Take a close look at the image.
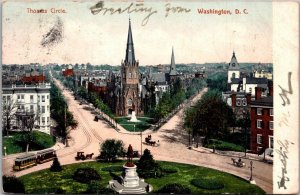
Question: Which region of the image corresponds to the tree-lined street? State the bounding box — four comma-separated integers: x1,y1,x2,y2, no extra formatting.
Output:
2,79,272,193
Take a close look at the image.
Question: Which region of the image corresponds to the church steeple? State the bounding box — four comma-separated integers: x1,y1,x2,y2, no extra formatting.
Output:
125,18,136,65
169,47,177,76
228,51,239,70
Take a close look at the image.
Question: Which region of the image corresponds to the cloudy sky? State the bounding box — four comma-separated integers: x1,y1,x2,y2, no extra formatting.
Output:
2,0,272,65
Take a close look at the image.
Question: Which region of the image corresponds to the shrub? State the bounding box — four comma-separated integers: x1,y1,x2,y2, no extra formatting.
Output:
73,168,101,183
161,165,178,174
156,183,191,194
191,178,224,190
86,181,115,194
205,139,244,152
3,175,25,193
50,157,62,172
101,166,123,172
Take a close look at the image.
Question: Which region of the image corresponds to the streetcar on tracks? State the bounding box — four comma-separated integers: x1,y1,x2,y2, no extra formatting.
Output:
13,149,57,171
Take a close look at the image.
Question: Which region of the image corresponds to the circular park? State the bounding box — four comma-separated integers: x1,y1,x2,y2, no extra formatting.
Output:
18,160,265,194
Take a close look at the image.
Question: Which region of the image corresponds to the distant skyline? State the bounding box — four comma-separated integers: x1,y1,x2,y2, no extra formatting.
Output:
3,1,272,65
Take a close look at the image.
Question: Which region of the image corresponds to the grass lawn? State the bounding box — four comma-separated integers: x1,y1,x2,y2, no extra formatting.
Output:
116,117,154,132
204,139,245,152
19,161,265,194
3,131,56,155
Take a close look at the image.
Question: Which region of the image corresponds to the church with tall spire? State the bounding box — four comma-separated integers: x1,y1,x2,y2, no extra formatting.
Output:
116,18,141,116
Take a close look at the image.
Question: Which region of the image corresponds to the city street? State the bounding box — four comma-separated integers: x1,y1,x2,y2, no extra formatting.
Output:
2,80,272,193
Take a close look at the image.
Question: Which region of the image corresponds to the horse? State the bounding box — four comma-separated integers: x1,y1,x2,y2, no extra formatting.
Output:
85,153,94,159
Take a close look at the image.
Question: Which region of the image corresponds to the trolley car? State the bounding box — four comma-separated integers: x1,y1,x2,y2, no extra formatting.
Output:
13,153,37,171
36,149,57,163
13,149,57,171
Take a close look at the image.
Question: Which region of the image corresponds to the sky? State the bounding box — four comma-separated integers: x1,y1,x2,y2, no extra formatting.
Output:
2,1,273,65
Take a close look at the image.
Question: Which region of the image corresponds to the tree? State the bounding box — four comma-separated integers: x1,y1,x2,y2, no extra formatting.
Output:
184,90,235,141
137,149,160,178
99,139,125,161
2,99,17,136
2,175,25,193
50,157,62,172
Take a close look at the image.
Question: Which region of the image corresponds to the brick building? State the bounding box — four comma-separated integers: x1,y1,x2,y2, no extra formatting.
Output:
250,87,273,153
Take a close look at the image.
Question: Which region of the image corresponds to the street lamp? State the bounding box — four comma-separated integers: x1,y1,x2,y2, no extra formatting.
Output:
4,146,7,156
243,110,248,157
248,160,256,184
140,131,143,157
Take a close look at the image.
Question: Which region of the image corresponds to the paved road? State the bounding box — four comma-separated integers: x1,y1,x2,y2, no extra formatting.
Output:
2,80,272,193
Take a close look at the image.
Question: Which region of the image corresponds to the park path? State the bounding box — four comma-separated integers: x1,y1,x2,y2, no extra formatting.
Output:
2,80,272,193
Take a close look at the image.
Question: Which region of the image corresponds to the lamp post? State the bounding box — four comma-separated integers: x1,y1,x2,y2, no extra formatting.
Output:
249,160,255,184
140,131,143,156
4,146,7,156
243,110,248,157
65,102,69,147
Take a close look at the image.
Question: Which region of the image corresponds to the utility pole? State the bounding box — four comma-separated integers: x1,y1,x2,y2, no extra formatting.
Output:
140,131,143,157
65,103,69,147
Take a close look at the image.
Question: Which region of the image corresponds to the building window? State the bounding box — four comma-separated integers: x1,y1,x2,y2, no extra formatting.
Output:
127,98,132,106
249,88,252,93
257,120,263,129
269,121,273,130
242,98,247,106
18,95,20,99
30,95,34,103
30,105,34,112
270,109,273,116
38,95,40,102
269,136,274,149
42,95,45,102
7,96,10,102
232,72,236,79
257,108,262,115
3,96,6,104
47,105,50,112
47,117,50,124
21,95,24,99
257,134,263,144
42,106,45,114
42,117,45,126
236,98,241,106
47,95,49,100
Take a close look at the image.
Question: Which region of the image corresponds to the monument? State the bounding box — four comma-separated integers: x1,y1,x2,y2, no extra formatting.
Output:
109,144,152,194
129,111,140,122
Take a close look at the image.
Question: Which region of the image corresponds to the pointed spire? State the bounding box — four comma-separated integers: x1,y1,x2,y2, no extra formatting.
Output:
228,50,239,70
125,18,136,65
169,47,177,76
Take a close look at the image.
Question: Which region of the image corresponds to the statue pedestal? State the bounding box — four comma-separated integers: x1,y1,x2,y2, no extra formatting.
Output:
109,163,152,194
129,111,140,122
122,165,139,187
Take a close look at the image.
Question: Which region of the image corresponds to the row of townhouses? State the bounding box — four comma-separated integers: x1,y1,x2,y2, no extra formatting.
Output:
2,65,51,134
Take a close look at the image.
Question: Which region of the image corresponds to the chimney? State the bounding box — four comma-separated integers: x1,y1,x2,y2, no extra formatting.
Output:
255,87,262,100
246,93,251,104
231,93,237,107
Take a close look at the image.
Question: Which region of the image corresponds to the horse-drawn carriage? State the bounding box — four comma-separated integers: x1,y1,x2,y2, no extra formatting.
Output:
75,152,94,161
145,135,159,146
231,158,245,167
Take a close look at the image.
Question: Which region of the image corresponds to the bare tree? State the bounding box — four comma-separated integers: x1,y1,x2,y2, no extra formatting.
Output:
2,99,17,136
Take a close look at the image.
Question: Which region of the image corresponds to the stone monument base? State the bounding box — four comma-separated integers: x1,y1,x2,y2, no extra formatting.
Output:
109,164,152,194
